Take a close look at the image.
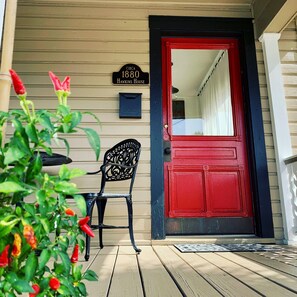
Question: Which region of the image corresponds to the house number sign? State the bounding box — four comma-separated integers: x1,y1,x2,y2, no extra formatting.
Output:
112,64,149,85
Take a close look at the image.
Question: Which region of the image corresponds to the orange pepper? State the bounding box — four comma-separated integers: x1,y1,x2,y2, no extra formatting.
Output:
11,233,21,258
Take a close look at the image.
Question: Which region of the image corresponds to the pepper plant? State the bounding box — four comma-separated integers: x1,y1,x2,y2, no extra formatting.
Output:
0,70,100,296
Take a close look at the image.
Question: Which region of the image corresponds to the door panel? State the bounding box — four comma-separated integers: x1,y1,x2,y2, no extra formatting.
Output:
169,167,206,217
162,37,254,235
208,169,243,214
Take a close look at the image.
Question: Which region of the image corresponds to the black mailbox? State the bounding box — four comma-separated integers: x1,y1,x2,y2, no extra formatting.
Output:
119,92,142,118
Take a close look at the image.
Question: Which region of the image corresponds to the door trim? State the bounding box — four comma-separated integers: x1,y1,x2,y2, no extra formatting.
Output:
149,16,274,239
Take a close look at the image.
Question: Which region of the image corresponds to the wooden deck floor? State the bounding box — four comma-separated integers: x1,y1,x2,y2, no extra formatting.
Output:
82,245,297,297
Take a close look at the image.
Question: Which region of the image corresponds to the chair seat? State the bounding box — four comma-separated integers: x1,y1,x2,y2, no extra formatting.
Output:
100,193,131,199
91,223,129,229
81,192,130,199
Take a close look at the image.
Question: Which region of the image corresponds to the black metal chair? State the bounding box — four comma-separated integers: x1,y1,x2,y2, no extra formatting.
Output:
82,139,141,261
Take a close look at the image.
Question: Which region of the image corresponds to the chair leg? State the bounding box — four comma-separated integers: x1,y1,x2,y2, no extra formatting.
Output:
96,198,107,249
84,197,96,261
126,197,141,253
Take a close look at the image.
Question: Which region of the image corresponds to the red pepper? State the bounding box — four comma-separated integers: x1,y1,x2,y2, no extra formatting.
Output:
23,225,37,250
49,277,60,291
78,216,95,238
78,216,90,226
65,208,75,216
71,244,79,263
61,76,71,93
49,71,63,91
0,245,10,267
9,69,26,96
29,284,40,297
49,72,71,93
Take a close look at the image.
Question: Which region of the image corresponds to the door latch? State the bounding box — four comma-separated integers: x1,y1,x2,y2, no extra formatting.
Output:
163,140,171,162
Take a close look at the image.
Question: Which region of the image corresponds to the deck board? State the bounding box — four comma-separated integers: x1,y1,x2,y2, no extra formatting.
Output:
200,252,296,297
85,245,297,297
138,246,183,297
88,246,118,297
238,251,297,277
175,249,260,296
154,245,222,297
219,252,297,293
108,246,144,297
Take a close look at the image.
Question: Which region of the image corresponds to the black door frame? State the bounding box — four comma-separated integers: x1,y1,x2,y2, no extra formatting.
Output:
149,16,274,240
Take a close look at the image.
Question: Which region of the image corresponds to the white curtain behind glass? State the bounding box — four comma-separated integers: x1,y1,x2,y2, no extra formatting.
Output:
199,52,234,136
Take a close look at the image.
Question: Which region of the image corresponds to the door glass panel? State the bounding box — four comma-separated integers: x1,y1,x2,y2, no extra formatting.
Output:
171,49,234,136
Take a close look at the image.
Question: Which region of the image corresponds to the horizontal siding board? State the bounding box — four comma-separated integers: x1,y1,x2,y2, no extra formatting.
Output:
17,1,252,18
16,17,149,31
10,87,150,98
13,52,150,63
15,29,150,42
10,98,150,111
14,40,149,53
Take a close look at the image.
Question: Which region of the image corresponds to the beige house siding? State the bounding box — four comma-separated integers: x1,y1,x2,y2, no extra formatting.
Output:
9,1,280,244
281,18,297,154
279,18,297,243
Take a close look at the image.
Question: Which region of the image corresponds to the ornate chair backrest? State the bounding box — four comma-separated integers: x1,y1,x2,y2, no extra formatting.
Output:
99,139,141,194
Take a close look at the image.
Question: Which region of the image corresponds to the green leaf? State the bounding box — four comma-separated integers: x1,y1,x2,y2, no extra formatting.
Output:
59,164,70,180
4,145,26,165
0,216,20,237
59,165,86,181
0,181,26,193
54,181,78,195
72,263,82,281
38,249,51,270
77,238,85,250
62,123,70,133
55,137,70,157
25,252,38,282
6,271,18,284
81,127,100,161
39,112,54,131
15,206,23,217
69,168,86,180
40,217,51,234
23,203,36,216
39,129,51,144
83,269,98,281
11,118,24,133
36,189,46,203
78,282,87,295
59,251,71,274
13,280,34,294
83,111,101,126
53,262,65,274
73,194,87,217
70,111,82,130
26,154,42,181
25,123,38,143
13,130,31,154
57,104,70,116
57,285,71,296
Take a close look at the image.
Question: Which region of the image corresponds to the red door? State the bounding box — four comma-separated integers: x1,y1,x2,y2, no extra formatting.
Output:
162,38,254,235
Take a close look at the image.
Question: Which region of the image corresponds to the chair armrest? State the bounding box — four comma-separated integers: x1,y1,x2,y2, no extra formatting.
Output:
86,168,102,175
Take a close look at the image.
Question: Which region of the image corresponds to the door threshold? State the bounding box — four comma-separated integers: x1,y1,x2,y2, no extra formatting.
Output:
152,235,276,245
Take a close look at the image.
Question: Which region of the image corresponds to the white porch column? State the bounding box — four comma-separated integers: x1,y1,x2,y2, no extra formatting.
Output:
259,33,297,244
0,0,6,49
0,0,18,112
